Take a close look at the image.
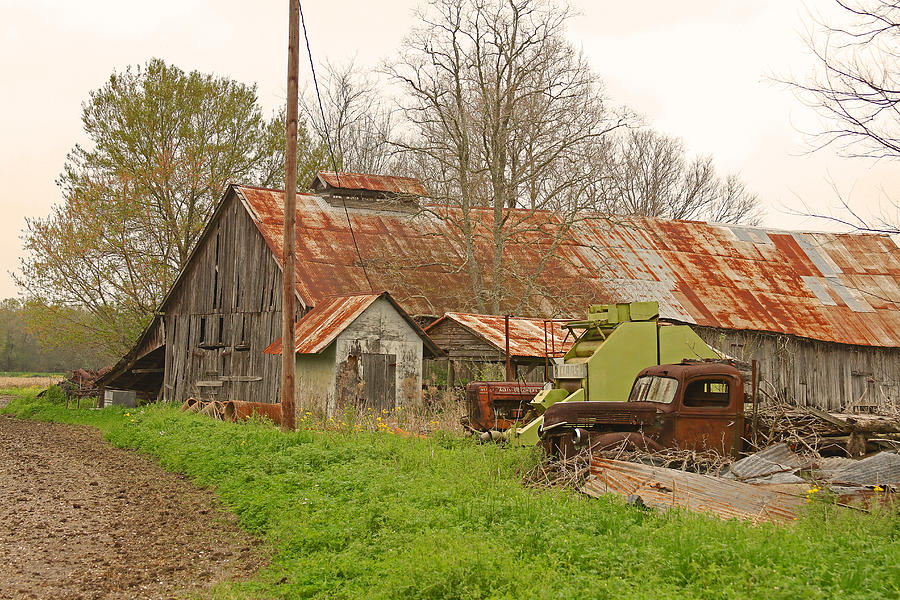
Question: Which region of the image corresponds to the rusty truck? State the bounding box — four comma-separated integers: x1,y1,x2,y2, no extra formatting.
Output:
540,360,747,459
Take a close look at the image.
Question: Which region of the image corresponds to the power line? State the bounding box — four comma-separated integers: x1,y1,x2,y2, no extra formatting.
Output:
298,1,375,294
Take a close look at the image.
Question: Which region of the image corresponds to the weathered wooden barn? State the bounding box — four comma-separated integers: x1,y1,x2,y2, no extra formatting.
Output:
425,313,574,384
96,173,431,406
99,171,900,412
263,292,441,416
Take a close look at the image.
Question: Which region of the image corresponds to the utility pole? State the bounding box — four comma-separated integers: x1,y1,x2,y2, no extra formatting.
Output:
281,0,299,431
505,315,514,381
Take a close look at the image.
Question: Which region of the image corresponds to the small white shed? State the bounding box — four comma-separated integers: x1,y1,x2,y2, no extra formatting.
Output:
265,292,442,417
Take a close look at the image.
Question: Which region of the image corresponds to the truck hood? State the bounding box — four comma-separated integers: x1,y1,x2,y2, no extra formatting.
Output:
541,401,659,431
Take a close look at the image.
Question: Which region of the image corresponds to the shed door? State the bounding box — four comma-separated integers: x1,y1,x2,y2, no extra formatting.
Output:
362,353,396,412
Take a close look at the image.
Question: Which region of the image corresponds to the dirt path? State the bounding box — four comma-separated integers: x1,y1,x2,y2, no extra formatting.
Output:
0,415,265,599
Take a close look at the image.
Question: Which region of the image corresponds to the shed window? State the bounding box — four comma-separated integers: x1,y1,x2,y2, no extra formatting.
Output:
683,379,730,407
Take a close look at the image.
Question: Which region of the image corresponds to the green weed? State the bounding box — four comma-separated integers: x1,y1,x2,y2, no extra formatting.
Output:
3,393,898,600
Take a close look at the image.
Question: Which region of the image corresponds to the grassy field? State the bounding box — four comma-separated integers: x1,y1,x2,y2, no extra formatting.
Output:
2,391,898,600
0,371,64,378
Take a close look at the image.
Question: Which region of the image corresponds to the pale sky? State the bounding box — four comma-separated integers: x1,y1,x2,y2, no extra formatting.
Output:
1,0,897,299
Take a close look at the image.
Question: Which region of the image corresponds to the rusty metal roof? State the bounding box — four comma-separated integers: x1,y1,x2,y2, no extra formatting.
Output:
234,184,900,349
264,294,379,355
427,313,575,358
312,171,427,196
572,216,900,348
263,292,442,356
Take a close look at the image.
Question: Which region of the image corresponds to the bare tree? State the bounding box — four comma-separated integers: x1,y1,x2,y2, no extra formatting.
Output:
387,0,626,314
786,0,900,159
302,61,397,175
603,128,762,225
779,1,899,233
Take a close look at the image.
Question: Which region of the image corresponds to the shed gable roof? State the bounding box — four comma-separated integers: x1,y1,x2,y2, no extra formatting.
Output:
263,292,442,356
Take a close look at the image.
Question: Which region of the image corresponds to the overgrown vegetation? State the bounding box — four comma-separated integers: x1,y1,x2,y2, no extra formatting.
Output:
3,392,898,599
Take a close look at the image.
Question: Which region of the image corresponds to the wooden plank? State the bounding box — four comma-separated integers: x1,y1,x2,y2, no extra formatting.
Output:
218,375,263,382
195,380,224,387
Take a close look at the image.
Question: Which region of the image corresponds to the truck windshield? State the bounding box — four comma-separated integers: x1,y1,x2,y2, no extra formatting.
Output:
629,376,678,404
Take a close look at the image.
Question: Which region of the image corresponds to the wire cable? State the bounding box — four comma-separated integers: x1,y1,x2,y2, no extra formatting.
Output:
298,1,375,293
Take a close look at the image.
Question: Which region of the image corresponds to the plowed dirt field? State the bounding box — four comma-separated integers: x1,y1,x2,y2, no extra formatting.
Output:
0,415,265,599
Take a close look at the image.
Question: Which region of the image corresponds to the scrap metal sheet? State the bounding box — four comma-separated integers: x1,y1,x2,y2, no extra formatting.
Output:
583,457,805,523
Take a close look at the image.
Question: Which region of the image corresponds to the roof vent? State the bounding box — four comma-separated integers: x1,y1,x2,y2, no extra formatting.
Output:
310,171,426,212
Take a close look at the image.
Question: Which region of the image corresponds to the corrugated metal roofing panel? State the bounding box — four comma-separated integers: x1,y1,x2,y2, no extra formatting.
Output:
801,276,838,306
235,184,900,349
583,457,804,523
263,291,443,357
830,451,900,485
264,294,379,355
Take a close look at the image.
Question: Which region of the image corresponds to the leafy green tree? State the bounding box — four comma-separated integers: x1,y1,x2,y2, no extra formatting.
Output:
0,299,105,372
19,59,325,356
0,299,29,372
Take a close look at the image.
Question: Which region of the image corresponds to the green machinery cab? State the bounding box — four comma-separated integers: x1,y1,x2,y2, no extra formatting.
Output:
508,301,718,445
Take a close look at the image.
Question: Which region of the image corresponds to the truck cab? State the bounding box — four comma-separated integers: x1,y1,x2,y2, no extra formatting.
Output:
540,361,745,459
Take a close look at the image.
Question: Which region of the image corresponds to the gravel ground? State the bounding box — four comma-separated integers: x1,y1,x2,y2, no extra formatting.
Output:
0,415,265,599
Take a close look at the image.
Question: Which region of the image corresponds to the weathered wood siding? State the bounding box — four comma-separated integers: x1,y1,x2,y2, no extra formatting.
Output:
160,191,294,405
132,318,166,362
695,326,900,411
425,319,547,384
427,320,505,361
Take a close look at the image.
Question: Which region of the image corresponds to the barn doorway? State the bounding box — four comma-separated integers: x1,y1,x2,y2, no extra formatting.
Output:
361,353,397,412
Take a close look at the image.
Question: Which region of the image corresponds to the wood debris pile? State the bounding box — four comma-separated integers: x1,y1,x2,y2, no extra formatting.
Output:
527,397,900,522
753,400,900,457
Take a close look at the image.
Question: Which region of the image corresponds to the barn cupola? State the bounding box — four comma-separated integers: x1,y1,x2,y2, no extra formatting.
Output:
310,171,427,212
